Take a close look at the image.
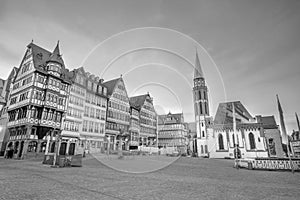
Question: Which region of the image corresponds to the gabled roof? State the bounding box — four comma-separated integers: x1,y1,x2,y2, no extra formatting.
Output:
103,77,121,96
214,101,253,124
24,42,71,83
129,94,149,110
27,42,52,72
194,50,204,79
158,112,184,125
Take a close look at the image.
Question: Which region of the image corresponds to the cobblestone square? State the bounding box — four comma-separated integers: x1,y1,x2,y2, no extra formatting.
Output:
1,156,300,200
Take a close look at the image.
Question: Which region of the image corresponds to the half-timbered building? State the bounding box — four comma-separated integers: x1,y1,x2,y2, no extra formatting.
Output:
4,42,71,159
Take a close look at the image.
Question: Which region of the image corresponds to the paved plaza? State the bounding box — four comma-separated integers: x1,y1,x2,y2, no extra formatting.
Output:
0,155,300,200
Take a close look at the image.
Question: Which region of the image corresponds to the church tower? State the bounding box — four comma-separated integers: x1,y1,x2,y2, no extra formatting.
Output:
193,51,210,157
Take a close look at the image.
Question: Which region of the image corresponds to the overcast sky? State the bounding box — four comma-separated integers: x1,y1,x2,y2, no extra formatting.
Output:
1,0,299,134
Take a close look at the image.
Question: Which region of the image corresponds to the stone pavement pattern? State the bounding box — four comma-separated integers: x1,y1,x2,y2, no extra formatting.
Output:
0,156,300,200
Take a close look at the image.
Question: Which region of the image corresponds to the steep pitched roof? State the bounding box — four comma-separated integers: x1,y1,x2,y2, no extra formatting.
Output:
103,77,121,96
27,42,52,72
47,41,65,66
194,50,204,79
24,42,72,83
158,112,184,125
129,94,149,110
214,101,253,124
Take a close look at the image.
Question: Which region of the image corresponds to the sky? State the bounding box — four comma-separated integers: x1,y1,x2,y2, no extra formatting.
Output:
0,0,300,134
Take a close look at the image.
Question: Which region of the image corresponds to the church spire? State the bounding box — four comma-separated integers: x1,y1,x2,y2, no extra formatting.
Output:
194,50,204,79
48,41,63,65
53,40,60,56
277,95,288,145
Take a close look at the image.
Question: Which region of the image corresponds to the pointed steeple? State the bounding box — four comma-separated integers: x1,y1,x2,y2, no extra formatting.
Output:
48,41,64,66
53,40,60,56
277,95,288,145
296,112,300,132
194,50,204,79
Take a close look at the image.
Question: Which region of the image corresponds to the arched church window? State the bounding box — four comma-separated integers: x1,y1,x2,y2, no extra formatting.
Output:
218,134,224,150
205,102,208,114
199,102,203,114
203,91,206,100
202,131,205,137
249,132,256,150
199,91,202,100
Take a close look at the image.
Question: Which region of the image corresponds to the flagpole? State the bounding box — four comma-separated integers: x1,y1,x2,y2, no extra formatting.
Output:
232,103,239,169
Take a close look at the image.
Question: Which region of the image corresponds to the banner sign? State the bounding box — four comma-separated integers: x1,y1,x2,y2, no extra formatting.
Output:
251,159,300,170
237,158,300,171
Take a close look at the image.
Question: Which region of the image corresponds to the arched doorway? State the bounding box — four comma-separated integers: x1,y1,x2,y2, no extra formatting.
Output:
68,143,75,155
28,141,37,152
6,142,13,159
19,141,24,158
40,142,47,153
59,142,67,155
14,141,19,155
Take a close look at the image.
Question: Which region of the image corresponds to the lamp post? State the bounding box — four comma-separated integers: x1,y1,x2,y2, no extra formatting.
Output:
118,129,123,158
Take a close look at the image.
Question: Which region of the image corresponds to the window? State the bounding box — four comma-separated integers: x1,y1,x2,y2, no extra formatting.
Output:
218,134,224,150
96,109,100,119
249,132,256,150
90,108,95,118
37,74,45,83
19,91,29,102
83,120,88,132
199,102,203,114
84,106,89,117
89,121,94,132
21,61,32,74
94,122,99,133
10,97,17,105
